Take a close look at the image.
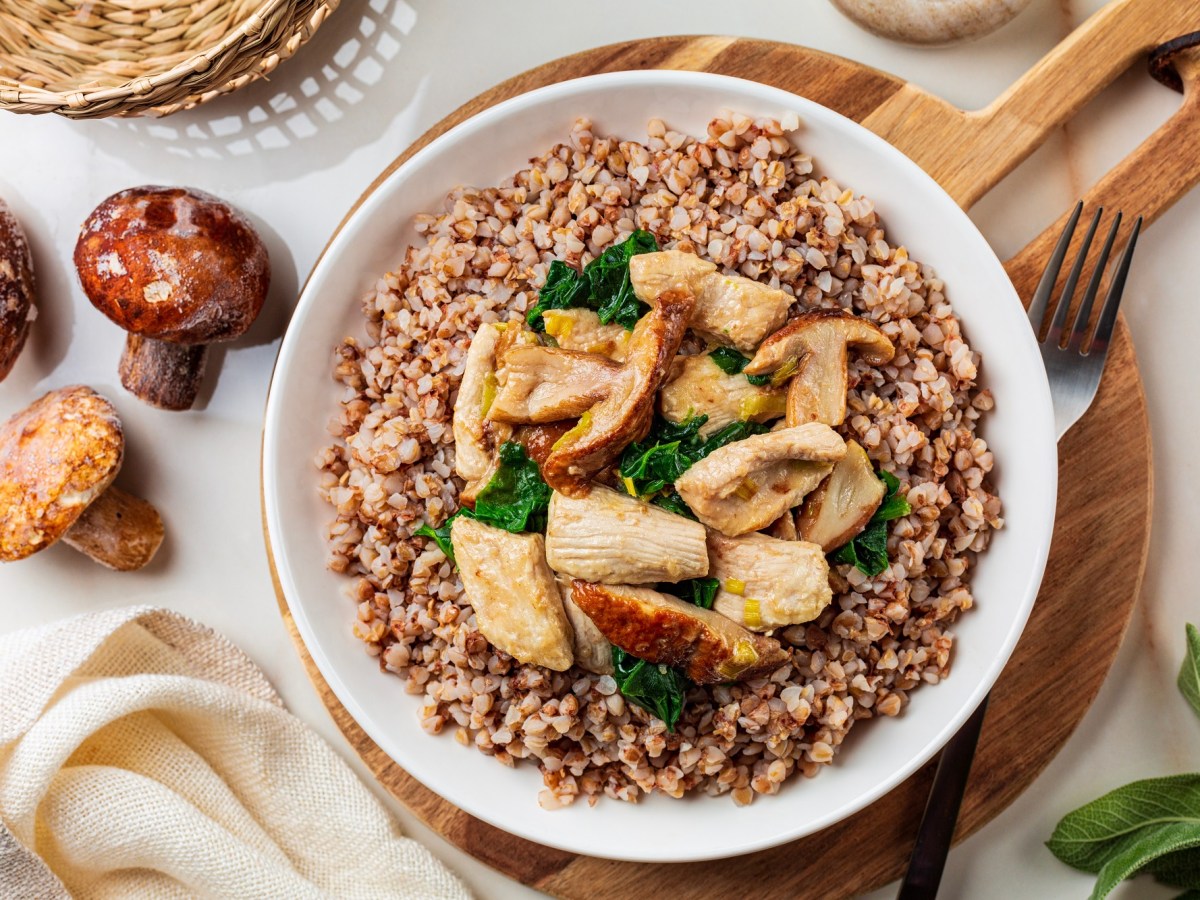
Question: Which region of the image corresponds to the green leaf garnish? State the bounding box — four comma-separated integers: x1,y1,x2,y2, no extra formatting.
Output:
611,646,690,731
830,469,910,577
526,230,658,331
1046,774,1200,899
1181,623,1200,721
412,442,550,565
707,346,771,386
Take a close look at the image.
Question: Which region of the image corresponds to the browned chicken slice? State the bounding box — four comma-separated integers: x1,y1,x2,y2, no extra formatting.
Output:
542,289,694,496
488,345,621,423
544,485,709,584
707,530,832,631
674,423,846,535
451,517,574,671
453,323,512,499
571,581,789,684
556,575,613,675
541,308,631,362
659,354,787,437
744,309,895,427
629,249,793,352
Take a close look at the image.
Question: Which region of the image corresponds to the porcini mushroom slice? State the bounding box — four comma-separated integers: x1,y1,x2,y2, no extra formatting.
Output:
659,354,787,437
707,531,832,632
674,423,846,536
797,439,886,552
451,517,574,671
453,323,512,487
542,288,694,496
488,345,622,423
629,249,793,352
0,197,36,383
0,386,163,570
556,576,614,675
745,308,895,427
570,581,788,684
541,308,631,362
75,186,270,411
545,486,708,584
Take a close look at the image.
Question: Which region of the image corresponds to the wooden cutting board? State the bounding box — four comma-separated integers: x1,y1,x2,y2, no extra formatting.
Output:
270,2,1200,895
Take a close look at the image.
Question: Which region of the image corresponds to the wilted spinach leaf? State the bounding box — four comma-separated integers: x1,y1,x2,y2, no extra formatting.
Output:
526,231,658,331
830,469,911,577
611,646,690,731
472,441,552,533
663,577,720,610
413,442,551,565
708,346,770,386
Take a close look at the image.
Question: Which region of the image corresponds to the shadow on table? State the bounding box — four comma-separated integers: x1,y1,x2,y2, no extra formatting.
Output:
85,0,422,187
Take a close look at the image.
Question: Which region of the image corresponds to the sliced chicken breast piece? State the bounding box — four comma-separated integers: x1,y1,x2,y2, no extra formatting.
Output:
629,249,793,352
570,581,789,684
556,575,613,675
707,530,832,631
674,423,846,535
542,289,693,496
453,323,512,488
659,354,787,437
451,517,574,671
545,486,709,584
488,345,621,423
542,308,631,362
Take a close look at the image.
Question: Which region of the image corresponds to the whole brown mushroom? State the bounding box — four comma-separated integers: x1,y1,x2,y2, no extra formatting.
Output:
0,197,36,382
74,186,270,410
0,386,164,570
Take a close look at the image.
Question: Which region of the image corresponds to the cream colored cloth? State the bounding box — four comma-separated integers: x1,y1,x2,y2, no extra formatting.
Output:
0,606,471,900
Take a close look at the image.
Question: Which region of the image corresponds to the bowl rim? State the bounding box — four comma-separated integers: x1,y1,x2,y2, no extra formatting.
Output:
263,68,1058,861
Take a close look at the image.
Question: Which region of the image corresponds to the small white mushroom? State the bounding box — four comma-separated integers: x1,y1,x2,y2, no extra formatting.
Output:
745,309,895,427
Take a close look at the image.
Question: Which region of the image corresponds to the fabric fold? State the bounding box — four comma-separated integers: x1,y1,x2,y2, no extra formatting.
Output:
0,606,471,900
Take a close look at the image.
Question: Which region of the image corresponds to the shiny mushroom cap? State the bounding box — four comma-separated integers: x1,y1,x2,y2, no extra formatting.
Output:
74,186,270,345
745,308,895,426
0,386,123,561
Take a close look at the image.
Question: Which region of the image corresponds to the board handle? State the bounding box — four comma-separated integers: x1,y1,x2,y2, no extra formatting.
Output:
869,0,1200,209
1005,42,1200,296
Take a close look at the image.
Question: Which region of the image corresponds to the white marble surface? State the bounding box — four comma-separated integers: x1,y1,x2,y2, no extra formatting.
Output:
0,1,1195,897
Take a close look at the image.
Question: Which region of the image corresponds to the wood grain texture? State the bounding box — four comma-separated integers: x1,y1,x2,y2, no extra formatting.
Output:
268,14,1195,897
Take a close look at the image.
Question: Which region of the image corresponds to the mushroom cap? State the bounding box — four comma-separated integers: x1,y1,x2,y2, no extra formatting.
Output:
745,308,895,374
74,186,270,345
0,386,124,561
0,196,36,381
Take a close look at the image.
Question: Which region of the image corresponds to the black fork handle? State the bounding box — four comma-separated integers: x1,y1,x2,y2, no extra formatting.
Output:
895,696,990,900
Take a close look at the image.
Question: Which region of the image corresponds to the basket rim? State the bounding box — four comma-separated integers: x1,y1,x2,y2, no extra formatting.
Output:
0,0,317,113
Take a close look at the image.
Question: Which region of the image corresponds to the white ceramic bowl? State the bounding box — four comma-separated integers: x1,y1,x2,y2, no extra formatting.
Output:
262,70,1057,862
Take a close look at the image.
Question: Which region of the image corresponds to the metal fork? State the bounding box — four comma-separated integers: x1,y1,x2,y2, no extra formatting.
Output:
896,202,1142,900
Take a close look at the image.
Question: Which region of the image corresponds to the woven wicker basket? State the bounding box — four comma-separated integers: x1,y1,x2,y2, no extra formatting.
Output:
0,0,339,119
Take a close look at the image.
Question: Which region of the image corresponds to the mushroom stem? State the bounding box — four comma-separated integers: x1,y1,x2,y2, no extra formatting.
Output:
118,334,208,411
62,485,165,571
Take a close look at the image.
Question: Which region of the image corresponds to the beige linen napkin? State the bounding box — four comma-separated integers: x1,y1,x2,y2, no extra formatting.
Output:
0,605,471,900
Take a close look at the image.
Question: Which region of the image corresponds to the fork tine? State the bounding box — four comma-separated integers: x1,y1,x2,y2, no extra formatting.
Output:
1087,216,1142,358
1067,212,1122,353
1044,206,1103,349
1028,201,1082,333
